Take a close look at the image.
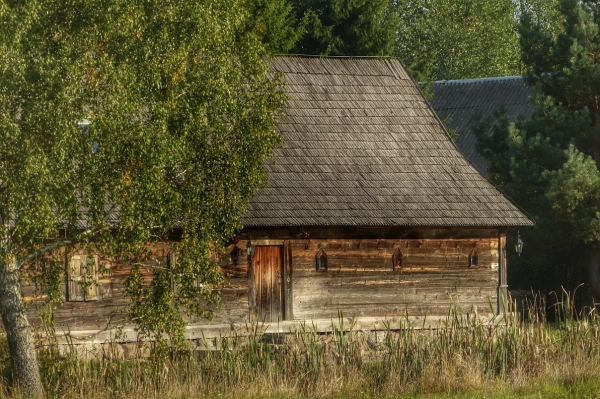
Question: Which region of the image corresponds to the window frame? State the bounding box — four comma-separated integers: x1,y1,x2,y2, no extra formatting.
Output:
67,253,100,302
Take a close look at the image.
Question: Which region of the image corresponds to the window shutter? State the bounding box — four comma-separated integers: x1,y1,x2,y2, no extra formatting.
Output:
68,255,85,301
169,252,202,290
85,255,99,301
67,254,100,301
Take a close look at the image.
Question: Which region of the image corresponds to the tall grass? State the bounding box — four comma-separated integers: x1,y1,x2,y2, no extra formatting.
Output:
2,294,600,398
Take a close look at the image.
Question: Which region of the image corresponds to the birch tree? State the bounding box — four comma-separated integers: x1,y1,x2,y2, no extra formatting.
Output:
0,0,285,396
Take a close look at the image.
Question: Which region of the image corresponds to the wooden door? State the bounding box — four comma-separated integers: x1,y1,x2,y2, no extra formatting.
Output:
254,246,284,322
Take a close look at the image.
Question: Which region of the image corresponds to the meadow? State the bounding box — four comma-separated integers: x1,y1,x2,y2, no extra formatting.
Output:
1,291,600,398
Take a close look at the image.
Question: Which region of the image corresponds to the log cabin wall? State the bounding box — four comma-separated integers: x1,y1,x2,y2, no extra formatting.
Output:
23,241,250,332
244,227,503,321
22,226,503,333
290,237,498,319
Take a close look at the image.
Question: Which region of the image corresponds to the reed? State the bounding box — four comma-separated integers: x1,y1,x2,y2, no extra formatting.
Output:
1,294,600,398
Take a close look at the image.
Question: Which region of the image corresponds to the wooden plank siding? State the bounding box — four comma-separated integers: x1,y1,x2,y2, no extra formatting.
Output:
23,242,250,331
288,237,499,320
21,227,502,335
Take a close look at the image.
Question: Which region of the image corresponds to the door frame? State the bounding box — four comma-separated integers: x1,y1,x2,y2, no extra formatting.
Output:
257,245,283,322
247,240,292,322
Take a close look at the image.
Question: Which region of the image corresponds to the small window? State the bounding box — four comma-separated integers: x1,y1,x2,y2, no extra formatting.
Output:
315,249,327,271
392,248,403,271
469,250,478,268
67,254,99,301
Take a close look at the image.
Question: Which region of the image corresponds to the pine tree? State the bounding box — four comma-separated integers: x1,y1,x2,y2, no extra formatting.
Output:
247,0,302,54
292,0,399,56
475,0,600,295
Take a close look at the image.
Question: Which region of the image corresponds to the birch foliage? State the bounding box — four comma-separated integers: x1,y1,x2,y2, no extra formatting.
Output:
0,0,284,392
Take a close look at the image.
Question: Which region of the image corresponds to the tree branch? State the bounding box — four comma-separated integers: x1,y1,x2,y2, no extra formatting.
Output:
17,227,108,266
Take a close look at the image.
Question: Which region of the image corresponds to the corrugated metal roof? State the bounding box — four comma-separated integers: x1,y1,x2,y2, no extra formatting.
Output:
430,76,534,174
243,57,533,227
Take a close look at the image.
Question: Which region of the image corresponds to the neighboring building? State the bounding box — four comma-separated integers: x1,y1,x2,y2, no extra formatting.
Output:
429,76,534,174
28,57,533,345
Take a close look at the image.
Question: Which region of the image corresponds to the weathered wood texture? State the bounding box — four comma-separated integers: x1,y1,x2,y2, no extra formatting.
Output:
286,235,499,319
253,246,283,322
498,232,508,312
23,227,501,335
247,226,501,241
24,242,250,331
54,315,499,347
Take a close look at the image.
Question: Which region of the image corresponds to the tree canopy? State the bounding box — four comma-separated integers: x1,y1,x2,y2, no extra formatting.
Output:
248,0,302,54
291,0,400,56
394,0,562,81
252,0,564,82
0,0,284,395
396,0,521,80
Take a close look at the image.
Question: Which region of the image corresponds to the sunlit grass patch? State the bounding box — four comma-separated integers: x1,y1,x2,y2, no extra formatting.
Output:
2,292,600,398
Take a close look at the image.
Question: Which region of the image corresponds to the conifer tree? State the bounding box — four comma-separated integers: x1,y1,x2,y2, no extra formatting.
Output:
248,0,302,54
292,0,399,56
475,0,600,295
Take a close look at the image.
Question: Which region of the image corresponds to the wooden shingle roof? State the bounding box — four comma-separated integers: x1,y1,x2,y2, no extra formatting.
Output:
430,76,534,174
244,57,533,227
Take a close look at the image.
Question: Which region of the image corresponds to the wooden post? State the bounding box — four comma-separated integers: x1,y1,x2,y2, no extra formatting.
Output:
284,240,293,320
498,232,508,314
247,252,257,323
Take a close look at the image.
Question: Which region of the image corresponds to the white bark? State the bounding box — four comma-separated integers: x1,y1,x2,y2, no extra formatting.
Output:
0,255,44,398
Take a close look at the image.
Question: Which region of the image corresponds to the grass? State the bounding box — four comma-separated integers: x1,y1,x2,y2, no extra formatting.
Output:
1,292,600,398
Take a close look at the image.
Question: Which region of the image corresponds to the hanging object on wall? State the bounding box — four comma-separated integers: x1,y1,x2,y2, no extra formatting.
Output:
246,241,255,261
515,231,524,256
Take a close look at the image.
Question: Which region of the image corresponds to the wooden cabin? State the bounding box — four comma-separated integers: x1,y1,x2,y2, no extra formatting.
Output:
27,57,533,345
233,58,533,325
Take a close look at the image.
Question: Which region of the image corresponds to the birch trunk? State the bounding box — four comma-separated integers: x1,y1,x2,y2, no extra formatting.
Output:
0,255,44,398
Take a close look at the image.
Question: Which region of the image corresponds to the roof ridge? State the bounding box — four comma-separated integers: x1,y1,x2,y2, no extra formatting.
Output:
273,54,400,60
430,76,526,85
